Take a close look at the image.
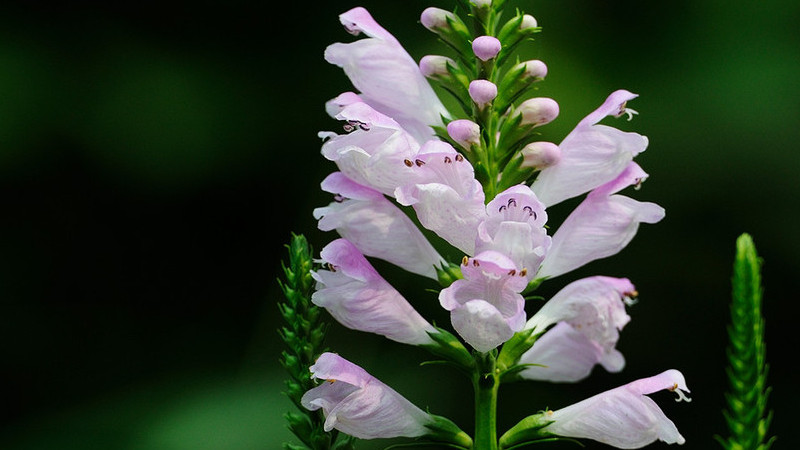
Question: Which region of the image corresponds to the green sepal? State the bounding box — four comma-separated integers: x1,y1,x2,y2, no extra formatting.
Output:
429,11,476,71
496,327,542,374
496,151,536,191
422,414,474,449
497,413,554,449
436,261,464,288
493,60,542,115
496,11,541,67
420,327,476,374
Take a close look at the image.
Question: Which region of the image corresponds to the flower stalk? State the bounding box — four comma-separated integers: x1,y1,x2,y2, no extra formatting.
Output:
473,352,500,450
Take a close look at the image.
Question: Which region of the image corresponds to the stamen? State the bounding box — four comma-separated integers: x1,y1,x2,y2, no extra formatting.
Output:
444,156,452,163
415,159,425,167
669,384,692,403
327,263,337,272
498,205,507,212
333,194,345,203
462,255,469,266
508,269,516,276
404,159,414,167
358,122,371,131
342,123,355,132
455,154,464,162
507,198,517,208
519,268,528,277
472,259,480,267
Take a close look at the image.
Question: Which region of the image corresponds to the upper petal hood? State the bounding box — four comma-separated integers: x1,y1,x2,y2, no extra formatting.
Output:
326,7,448,143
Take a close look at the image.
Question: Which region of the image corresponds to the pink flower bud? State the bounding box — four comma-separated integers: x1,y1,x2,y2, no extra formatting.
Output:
447,119,481,149
516,97,559,126
469,79,498,106
472,36,502,61
471,0,492,7
519,59,548,80
520,14,538,29
419,55,455,78
521,142,561,168
421,7,454,31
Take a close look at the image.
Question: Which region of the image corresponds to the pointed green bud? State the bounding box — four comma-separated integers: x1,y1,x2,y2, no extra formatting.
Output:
499,412,554,449
421,326,476,373
496,327,540,374
424,414,474,449
436,260,464,287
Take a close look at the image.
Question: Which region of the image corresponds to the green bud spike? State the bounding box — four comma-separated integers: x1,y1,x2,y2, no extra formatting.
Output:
715,233,776,450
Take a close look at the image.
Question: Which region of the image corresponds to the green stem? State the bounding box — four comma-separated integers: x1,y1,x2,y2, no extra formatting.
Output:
473,353,499,450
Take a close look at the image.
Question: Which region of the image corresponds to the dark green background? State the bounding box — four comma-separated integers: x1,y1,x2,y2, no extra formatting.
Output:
1,0,797,448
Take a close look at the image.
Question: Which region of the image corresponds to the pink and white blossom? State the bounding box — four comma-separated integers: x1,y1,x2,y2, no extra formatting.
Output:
320,101,421,197
544,369,690,448
314,172,444,279
537,162,665,279
312,239,437,345
395,141,487,255
301,352,433,439
326,7,448,143
532,89,648,207
439,251,528,352
475,184,550,279
519,276,636,382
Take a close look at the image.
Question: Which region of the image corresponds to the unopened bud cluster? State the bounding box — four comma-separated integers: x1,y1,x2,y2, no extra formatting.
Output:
419,3,559,195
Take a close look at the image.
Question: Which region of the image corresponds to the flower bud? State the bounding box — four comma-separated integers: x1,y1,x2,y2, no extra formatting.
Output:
470,0,492,7
521,142,561,169
421,7,454,31
419,55,456,78
447,119,481,149
520,14,538,29
519,59,547,80
516,97,559,126
472,36,502,61
469,79,498,106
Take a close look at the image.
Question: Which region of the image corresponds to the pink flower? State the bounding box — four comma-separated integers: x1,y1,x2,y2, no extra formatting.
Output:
301,353,434,439
475,184,550,279
544,369,690,448
532,89,648,207
519,276,636,382
537,162,665,279
439,251,528,352
395,140,487,255
313,172,444,279
326,7,448,143
312,239,437,345
320,101,421,197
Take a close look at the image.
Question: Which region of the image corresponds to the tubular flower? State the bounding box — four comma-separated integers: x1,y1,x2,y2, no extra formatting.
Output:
537,162,665,279
475,184,550,279
532,89,648,207
439,251,528,352
395,140,487,255
543,369,690,448
519,276,637,382
320,101,421,197
301,352,434,439
312,238,437,345
313,172,444,279
325,7,449,143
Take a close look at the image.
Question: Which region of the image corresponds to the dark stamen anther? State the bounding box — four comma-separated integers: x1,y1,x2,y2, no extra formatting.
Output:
508,269,516,276
404,159,414,167
415,159,425,167
455,154,464,161
462,255,469,266
508,198,517,208
444,156,452,163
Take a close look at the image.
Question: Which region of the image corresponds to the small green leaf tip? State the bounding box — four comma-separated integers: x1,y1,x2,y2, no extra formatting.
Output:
715,233,776,450
279,233,357,450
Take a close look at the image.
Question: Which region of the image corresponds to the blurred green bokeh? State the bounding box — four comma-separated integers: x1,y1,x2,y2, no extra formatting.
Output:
1,1,798,449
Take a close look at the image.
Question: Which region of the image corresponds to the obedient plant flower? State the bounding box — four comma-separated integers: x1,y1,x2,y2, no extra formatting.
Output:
532,89,649,207
543,369,690,447
314,172,444,279
515,97,560,127
312,238,437,346
447,119,482,151
518,276,636,382
475,184,550,279
469,79,498,107
320,101,420,197
326,7,448,143
472,35,502,61
301,352,434,439
520,141,561,169
439,251,528,352
395,140,486,255
537,162,665,279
